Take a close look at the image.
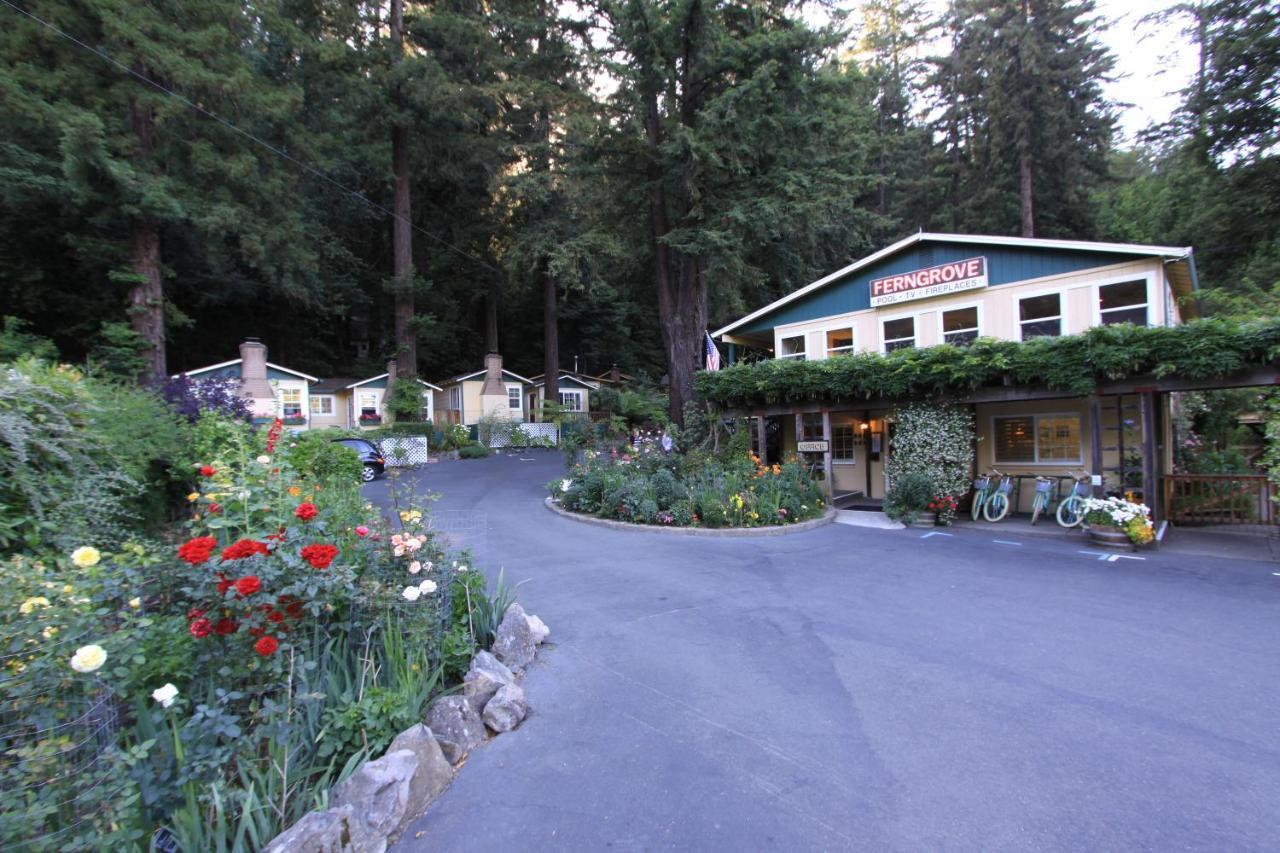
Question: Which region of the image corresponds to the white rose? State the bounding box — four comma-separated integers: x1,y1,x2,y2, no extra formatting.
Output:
418,579,438,595
69,644,107,674
401,585,421,601
152,683,179,708
256,455,271,465
408,560,422,574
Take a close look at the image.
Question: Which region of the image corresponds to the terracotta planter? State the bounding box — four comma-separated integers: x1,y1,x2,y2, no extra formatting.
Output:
1087,524,1134,551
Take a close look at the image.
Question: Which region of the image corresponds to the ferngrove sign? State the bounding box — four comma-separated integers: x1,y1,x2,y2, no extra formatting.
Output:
869,257,988,307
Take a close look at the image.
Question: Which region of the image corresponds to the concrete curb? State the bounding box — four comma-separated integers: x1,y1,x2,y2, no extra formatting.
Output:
545,497,836,537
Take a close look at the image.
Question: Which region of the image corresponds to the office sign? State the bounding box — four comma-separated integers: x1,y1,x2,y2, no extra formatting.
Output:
797,440,829,453
870,257,988,307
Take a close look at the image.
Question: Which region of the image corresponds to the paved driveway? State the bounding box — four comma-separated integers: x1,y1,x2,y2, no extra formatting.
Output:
371,453,1280,852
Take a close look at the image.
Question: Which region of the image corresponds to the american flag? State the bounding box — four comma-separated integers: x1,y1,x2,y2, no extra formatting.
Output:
704,331,721,371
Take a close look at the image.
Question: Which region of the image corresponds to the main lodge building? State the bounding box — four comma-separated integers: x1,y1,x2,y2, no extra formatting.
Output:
712,232,1212,520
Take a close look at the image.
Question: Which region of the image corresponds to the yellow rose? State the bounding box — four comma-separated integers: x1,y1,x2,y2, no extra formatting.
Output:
19,596,50,615
70,546,101,568
69,644,107,674
128,597,141,609
42,626,58,640
187,492,200,502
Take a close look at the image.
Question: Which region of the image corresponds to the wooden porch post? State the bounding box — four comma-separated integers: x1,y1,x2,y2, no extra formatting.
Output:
1089,397,1104,497
755,412,767,465
1141,390,1161,521
821,409,834,502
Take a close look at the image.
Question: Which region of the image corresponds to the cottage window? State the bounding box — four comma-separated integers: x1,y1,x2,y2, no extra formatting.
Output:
359,392,379,418
279,388,303,418
825,328,854,357
831,424,856,463
994,414,1081,464
1019,294,1061,339
779,335,807,360
310,395,335,416
942,307,980,345
449,386,462,410
558,390,583,412
1099,280,1148,326
883,317,915,352
801,413,823,441
507,385,522,410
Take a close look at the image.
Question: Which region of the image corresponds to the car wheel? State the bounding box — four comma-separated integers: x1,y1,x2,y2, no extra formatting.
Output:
361,465,378,483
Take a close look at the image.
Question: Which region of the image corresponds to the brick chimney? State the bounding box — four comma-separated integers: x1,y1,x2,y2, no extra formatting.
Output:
610,363,621,383
238,338,276,417
480,352,505,396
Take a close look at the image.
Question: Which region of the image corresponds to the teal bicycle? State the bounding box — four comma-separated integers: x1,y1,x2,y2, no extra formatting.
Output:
981,471,1016,522
1029,476,1056,525
970,468,1004,521
1055,469,1093,527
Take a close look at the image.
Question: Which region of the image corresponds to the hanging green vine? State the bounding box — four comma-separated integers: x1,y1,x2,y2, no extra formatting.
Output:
696,318,1280,407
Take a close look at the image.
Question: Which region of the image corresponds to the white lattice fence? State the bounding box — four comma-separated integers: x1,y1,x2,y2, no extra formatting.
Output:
484,422,558,448
378,436,431,467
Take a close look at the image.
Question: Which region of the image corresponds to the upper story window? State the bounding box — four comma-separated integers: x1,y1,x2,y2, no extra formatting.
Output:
779,335,807,360
825,328,854,358
1019,293,1061,339
507,385,522,410
1099,280,1148,326
279,387,303,418
942,306,980,345
310,395,335,416
883,317,915,352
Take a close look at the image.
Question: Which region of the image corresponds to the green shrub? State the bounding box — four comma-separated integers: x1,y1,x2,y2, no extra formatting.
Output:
385,379,429,422
885,471,936,523
283,430,364,481
459,444,490,459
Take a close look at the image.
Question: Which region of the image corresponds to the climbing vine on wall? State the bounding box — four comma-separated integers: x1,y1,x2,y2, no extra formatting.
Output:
885,404,976,523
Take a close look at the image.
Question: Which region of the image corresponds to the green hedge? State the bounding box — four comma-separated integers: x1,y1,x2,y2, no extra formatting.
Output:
696,319,1280,406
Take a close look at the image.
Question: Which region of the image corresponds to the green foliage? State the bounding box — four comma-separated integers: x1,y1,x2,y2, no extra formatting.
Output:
87,322,151,382
883,404,976,526
458,444,491,459
282,431,363,482
884,471,936,523
385,379,428,422
592,386,670,430
0,316,57,361
696,319,1280,407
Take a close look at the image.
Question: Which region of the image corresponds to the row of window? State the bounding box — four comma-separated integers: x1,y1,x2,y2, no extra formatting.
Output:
778,280,1150,359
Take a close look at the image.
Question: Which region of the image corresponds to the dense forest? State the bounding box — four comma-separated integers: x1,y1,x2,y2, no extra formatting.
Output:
1,0,1277,421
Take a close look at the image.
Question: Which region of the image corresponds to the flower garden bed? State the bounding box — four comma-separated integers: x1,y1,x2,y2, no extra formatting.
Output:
547,442,827,530
545,497,836,536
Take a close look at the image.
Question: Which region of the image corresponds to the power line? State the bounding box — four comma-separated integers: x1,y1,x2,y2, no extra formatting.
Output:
0,0,501,276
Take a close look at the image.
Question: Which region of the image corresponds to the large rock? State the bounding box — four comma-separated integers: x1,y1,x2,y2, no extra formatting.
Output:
482,683,528,733
526,613,550,645
424,695,487,763
492,602,537,671
263,804,382,853
330,749,423,840
463,650,516,712
388,724,454,805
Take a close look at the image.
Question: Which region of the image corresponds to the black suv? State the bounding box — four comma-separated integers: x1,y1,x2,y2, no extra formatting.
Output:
333,437,386,482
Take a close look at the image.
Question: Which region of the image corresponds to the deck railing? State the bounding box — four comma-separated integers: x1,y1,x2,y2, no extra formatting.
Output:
1163,474,1275,526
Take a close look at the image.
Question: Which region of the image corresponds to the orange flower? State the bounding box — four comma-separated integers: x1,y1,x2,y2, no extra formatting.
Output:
287,486,301,497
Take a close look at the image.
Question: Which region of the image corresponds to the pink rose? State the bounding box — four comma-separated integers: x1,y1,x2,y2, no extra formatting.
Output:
355,525,369,537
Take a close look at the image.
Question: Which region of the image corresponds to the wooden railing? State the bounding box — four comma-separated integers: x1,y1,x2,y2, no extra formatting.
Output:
1163,474,1275,526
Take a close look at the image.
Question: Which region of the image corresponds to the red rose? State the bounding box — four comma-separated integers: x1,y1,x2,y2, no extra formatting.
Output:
254,635,279,656
214,618,238,635
216,573,234,595
178,536,218,566
300,543,339,570
208,502,221,514
294,502,318,522
189,617,213,638
279,596,305,619
199,465,216,477
267,610,284,624
187,607,205,620
221,539,270,561
235,575,262,597
248,626,265,638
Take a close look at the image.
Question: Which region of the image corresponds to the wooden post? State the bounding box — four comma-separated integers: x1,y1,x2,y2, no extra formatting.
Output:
864,410,872,498
1141,390,1161,521
755,413,767,465
821,409,834,502
1089,397,1104,497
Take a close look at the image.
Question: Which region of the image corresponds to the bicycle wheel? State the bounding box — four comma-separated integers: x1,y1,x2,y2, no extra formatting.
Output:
1056,496,1083,528
971,492,985,521
983,491,1010,522
1030,495,1044,525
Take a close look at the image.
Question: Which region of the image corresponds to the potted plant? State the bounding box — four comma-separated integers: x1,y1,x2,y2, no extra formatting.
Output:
926,494,958,526
885,472,936,527
1082,496,1153,550
359,412,383,426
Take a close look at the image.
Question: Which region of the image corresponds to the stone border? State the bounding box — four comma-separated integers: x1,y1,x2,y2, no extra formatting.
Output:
545,497,836,537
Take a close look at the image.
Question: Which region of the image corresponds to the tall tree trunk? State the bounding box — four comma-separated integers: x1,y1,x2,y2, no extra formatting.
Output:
128,77,165,380
390,0,416,378
542,260,558,422
1019,149,1034,237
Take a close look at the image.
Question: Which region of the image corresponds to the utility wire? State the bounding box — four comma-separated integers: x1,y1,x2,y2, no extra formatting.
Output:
0,0,501,276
